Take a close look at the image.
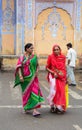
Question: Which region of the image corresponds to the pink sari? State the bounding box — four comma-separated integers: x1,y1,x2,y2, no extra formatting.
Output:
14,54,44,111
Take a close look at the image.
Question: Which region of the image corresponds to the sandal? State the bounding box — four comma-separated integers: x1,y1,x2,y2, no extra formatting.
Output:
24,110,30,114
33,111,41,117
56,108,64,114
50,106,55,113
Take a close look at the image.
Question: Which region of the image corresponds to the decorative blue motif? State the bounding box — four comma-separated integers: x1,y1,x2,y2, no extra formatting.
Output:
0,0,2,51
2,0,15,31
17,0,25,23
17,0,25,53
27,0,33,29
41,8,67,40
76,0,82,31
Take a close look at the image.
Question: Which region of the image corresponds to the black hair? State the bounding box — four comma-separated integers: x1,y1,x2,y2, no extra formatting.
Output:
25,43,33,51
66,43,72,48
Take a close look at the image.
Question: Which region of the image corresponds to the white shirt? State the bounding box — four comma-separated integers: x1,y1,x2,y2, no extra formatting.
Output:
66,48,77,67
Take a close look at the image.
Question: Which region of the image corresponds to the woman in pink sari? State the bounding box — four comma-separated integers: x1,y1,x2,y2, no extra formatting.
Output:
46,44,67,114
14,43,44,117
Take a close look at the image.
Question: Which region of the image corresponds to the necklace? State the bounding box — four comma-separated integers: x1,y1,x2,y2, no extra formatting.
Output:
26,54,32,59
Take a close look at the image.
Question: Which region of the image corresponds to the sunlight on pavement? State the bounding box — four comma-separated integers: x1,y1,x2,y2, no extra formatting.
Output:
73,124,82,130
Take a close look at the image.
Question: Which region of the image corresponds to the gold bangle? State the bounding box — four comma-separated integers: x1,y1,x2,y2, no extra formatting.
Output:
19,75,22,78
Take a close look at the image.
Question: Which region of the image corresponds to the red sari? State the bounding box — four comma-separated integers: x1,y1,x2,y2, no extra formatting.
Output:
46,45,67,111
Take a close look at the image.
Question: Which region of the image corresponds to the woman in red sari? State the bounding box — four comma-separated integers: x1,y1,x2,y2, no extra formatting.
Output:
46,44,67,114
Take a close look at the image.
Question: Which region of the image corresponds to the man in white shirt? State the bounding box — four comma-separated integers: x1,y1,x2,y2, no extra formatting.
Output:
66,43,77,86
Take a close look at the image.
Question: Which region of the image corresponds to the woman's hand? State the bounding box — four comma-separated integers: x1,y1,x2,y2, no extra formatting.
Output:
46,67,58,78
53,72,58,78
19,75,24,82
18,68,24,82
35,70,38,76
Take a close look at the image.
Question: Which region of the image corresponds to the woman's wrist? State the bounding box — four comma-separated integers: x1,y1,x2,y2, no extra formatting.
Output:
51,71,54,74
19,75,23,78
19,75,24,82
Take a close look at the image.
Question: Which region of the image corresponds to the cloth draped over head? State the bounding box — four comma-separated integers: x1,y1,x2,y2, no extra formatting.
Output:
52,44,61,52
46,44,67,111
50,44,66,70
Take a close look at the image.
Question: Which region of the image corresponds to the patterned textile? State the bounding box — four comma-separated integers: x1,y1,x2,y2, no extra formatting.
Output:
14,54,44,110
46,45,68,111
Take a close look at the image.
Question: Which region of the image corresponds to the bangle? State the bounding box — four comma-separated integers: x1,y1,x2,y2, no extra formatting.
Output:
19,75,22,78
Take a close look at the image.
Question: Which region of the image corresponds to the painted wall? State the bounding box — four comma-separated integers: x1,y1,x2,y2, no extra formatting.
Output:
0,0,82,69
1,0,15,55
35,7,74,56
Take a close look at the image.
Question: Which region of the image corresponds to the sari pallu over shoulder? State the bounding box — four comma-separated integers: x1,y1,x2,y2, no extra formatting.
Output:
14,54,37,89
46,50,67,111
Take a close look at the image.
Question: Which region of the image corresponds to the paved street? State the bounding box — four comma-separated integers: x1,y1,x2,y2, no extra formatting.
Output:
0,71,82,130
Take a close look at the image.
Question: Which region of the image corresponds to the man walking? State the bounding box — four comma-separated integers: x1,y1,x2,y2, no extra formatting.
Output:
66,43,77,86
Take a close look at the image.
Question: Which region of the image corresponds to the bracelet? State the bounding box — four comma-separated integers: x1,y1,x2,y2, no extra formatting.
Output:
19,75,23,78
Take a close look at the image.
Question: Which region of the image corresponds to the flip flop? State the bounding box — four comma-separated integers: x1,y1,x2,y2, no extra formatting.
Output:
56,108,64,114
33,112,41,117
24,110,31,114
50,107,55,113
